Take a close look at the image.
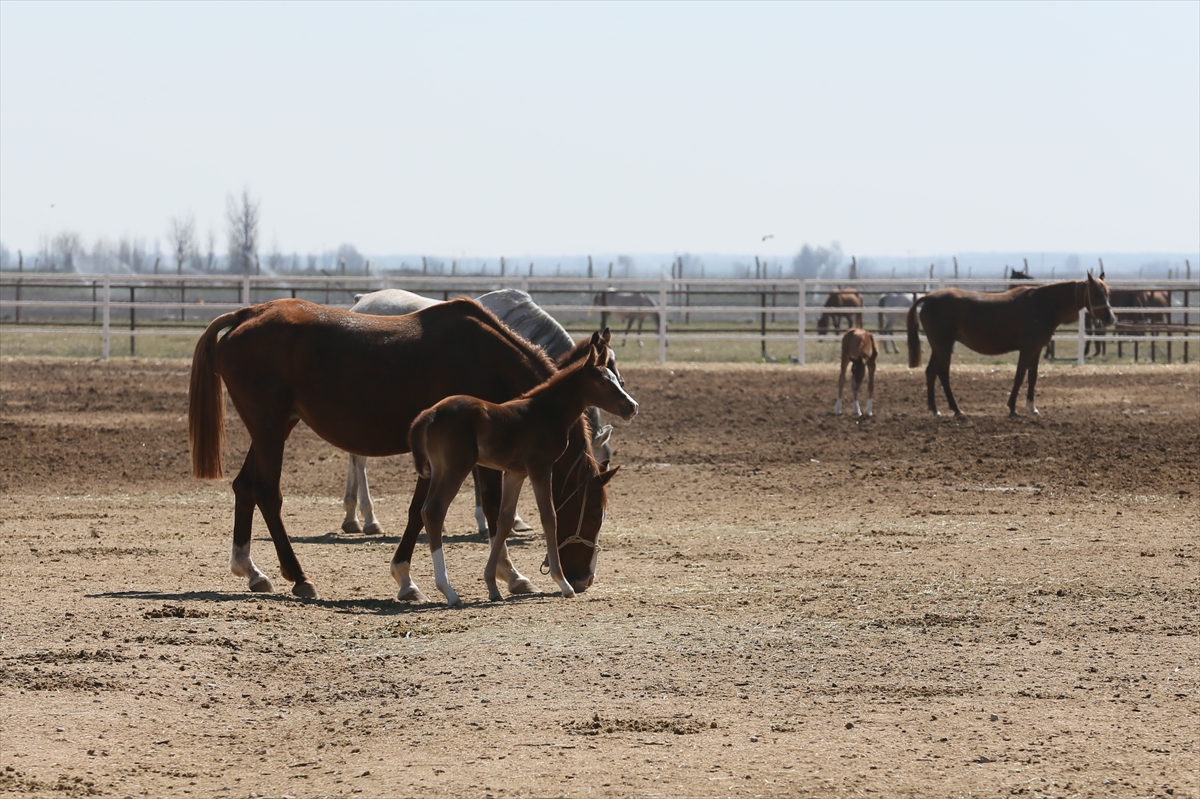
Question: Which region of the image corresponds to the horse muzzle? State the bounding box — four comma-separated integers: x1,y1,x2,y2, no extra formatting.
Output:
620,399,639,422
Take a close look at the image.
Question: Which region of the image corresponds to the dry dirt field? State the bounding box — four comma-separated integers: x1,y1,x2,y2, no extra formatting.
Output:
1,356,1197,799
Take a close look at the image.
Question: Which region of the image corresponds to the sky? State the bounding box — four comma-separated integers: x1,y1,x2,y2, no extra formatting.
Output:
1,1,1198,260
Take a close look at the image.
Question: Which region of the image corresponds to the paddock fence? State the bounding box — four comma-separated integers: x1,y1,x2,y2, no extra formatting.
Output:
1,272,1197,364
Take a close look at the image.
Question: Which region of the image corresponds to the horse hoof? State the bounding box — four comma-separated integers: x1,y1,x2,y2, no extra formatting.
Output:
396,586,429,603
508,577,536,595
248,576,274,593
512,518,533,533
488,589,503,602
341,519,363,535
954,413,966,420
362,521,384,536
931,411,942,419
446,596,464,608
292,581,319,599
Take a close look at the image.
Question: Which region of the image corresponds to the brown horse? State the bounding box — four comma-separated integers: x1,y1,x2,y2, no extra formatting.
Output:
816,289,864,334
907,273,1114,417
409,333,637,605
189,298,614,600
835,328,876,417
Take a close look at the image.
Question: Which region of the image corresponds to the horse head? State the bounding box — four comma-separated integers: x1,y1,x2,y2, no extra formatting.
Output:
580,333,639,421
1085,270,1115,326
551,457,621,594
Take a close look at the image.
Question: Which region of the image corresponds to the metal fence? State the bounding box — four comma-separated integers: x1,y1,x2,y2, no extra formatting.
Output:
1,271,1197,364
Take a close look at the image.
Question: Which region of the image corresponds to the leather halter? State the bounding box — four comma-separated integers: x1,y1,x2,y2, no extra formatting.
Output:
1079,278,1110,321
539,448,599,574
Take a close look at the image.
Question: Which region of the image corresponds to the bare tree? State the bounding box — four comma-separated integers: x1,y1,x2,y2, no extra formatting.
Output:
51,231,83,272
226,190,260,274
168,212,197,274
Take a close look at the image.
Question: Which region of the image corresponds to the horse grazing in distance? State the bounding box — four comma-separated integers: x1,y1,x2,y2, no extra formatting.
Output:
907,272,1114,418
409,333,638,605
342,289,618,538
876,293,914,354
188,298,614,601
592,289,660,346
835,328,877,417
816,289,863,335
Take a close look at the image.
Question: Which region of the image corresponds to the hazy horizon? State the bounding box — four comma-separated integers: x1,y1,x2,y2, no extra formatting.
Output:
2,2,1198,258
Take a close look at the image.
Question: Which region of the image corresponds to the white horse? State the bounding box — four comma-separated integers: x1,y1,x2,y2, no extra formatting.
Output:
592,289,660,346
342,288,616,537
877,293,915,354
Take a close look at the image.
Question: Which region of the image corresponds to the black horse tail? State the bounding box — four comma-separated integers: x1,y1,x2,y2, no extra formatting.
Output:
408,409,435,478
906,300,924,368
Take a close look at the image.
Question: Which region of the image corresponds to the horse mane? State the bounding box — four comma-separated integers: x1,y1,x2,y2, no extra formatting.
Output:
477,289,575,361
439,297,556,379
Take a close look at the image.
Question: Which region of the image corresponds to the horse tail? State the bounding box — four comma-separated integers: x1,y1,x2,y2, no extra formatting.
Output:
906,300,923,368
188,309,245,479
408,409,435,478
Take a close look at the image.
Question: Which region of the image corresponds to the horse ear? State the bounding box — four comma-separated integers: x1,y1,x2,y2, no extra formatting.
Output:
594,464,620,486
601,327,612,343
588,331,600,347
586,344,598,367
598,458,611,472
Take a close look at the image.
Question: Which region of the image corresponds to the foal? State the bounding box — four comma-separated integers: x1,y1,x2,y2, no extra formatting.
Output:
409,333,639,605
835,328,877,417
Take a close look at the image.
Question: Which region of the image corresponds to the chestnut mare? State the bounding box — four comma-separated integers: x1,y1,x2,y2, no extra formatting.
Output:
409,333,637,605
907,273,1114,417
188,298,613,600
816,289,864,335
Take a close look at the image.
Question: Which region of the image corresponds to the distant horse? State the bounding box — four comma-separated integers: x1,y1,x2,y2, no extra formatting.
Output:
409,333,637,605
835,329,877,417
907,273,1114,417
188,298,613,601
816,289,863,335
1086,288,1147,357
592,289,660,345
876,293,914,354
342,289,617,538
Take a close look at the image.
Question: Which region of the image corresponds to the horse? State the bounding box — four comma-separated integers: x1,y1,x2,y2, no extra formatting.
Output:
906,272,1114,418
835,328,877,417
592,289,660,346
816,289,863,335
341,289,618,537
409,333,637,605
876,293,914,354
188,298,615,601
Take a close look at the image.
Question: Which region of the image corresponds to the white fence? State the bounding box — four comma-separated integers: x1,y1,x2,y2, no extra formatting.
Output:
1,271,1197,364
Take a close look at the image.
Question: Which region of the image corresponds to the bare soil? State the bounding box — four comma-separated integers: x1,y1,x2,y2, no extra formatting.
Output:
1,356,1197,799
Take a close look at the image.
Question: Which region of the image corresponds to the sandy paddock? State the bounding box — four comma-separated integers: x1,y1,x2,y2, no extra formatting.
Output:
1,357,1197,798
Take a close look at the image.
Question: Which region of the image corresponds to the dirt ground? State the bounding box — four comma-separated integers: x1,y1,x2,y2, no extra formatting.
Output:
1,356,1197,799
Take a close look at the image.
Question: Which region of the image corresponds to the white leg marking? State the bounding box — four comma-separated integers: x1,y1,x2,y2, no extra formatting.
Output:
852,399,862,417
474,504,489,536
512,512,533,532
391,560,429,603
865,398,874,417
432,548,461,607
834,398,843,416
230,543,273,592
1027,401,1039,415
357,457,383,535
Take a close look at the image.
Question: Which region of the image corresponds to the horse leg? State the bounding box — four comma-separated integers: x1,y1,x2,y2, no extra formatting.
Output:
530,468,573,598
341,455,362,534
471,474,488,537
1007,352,1031,416
924,358,940,417
249,424,318,598
621,316,634,346
934,351,963,418
635,316,646,347
390,476,431,603
865,357,875,417
355,456,384,535
230,448,274,593
477,467,534,593
422,464,474,607
835,356,848,415
1025,349,1041,415
483,472,526,601
851,370,862,417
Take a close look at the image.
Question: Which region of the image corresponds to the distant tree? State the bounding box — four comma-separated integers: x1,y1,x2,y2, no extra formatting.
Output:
0,242,9,270
52,231,83,272
168,212,197,274
267,239,284,274
791,242,843,280
226,189,260,274
336,243,365,272
205,228,216,272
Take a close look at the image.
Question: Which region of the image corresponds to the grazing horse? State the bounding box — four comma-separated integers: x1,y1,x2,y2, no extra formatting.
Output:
592,289,660,346
188,298,614,600
835,328,877,417
816,289,863,335
342,289,618,537
876,293,914,354
907,273,1114,418
409,333,637,605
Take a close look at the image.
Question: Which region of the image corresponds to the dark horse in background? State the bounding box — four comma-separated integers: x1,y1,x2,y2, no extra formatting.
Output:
1084,268,1171,357
907,273,1114,418
816,289,864,334
189,298,615,602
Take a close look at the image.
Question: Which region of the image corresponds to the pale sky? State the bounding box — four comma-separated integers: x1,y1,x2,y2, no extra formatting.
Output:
1,1,1197,259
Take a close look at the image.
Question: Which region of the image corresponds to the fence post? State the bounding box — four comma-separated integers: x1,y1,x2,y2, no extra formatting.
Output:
102,274,111,360
1077,308,1086,366
242,273,251,307
658,268,668,364
797,280,807,365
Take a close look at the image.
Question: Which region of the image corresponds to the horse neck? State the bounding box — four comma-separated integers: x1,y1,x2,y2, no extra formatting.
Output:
553,421,594,494
524,365,599,430
1034,280,1087,326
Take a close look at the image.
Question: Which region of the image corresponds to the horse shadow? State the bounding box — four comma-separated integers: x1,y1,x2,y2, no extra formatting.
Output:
290,529,538,548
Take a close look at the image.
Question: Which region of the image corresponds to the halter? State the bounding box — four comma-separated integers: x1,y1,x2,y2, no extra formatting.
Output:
539,448,599,574
1080,278,1111,321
